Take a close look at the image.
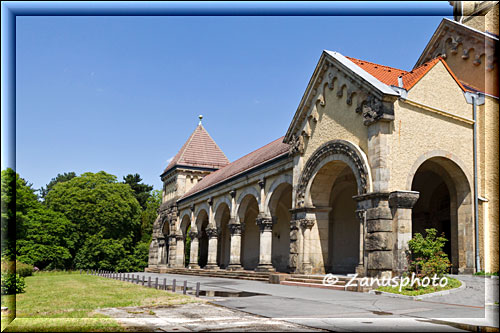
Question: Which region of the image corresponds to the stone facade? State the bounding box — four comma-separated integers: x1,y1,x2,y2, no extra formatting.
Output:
147,3,498,276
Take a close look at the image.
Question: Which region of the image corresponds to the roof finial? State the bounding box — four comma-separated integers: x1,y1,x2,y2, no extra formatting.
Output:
198,115,203,125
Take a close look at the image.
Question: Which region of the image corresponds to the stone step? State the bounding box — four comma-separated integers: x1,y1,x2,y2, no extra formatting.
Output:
280,280,360,291
285,277,347,285
290,274,356,282
158,268,270,282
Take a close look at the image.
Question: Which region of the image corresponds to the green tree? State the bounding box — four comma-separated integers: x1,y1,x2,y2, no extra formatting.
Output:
140,189,162,243
122,174,153,210
16,206,75,270
39,172,76,200
1,168,39,259
45,172,142,257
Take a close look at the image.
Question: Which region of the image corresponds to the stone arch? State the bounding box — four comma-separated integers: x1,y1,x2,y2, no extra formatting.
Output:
297,140,372,208
194,202,210,226
236,186,260,219
238,192,260,270
214,196,232,226
264,174,293,216
214,199,231,268
406,150,473,191
408,151,474,273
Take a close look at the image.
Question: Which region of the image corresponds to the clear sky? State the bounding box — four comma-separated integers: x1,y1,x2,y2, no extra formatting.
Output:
14,2,453,191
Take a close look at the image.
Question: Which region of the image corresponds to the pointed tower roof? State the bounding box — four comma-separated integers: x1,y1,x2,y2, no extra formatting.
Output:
162,118,230,176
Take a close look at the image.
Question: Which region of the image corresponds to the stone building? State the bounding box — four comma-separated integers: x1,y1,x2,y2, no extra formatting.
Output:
147,1,499,278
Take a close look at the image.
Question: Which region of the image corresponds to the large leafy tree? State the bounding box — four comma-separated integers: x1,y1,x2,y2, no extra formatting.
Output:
39,172,76,200
122,174,153,210
45,171,142,269
1,168,39,259
16,206,75,270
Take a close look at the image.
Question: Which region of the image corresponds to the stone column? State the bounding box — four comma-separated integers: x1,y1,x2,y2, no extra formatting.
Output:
255,216,275,272
355,209,367,276
354,192,393,278
167,234,177,268
227,222,243,270
188,229,200,269
175,233,185,268
288,218,301,273
157,237,166,265
388,190,419,275
300,219,315,274
205,226,219,269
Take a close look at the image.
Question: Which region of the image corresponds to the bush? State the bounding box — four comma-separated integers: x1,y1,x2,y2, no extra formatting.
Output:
1,273,26,295
407,228,451,283
16,261,34,277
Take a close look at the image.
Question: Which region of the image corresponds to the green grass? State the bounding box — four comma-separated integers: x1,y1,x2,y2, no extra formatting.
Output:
474,271,499,276
376,277,462,296
1,272,198,332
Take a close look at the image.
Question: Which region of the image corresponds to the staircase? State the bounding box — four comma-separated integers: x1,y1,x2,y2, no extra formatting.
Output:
281,274,371,292
154,267,272,282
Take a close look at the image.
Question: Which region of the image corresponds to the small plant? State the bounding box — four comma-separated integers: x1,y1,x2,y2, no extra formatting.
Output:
474,271,499,276
405,228,451,290
1,273,26,295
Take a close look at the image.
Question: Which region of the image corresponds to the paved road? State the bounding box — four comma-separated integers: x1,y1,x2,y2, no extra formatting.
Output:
131,272,499,332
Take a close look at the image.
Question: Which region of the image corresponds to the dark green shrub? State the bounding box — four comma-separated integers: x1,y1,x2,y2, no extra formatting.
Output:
16,261,34,277
407,228,452,279
1,273,26,295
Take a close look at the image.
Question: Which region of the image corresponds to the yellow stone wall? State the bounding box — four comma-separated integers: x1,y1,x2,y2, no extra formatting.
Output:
389,62,474,191
301,79,368,163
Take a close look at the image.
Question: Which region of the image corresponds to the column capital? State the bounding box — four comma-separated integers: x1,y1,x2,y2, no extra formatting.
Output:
188,230,199,239
228,223,242,235
175,232,184,240
388,191,420,209
205,226,219,238
256,216,273,231
299,218,315,229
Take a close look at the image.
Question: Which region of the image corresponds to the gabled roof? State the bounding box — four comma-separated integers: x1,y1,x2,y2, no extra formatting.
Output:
179,137,290,200
162,124,229,176
346,56,468,92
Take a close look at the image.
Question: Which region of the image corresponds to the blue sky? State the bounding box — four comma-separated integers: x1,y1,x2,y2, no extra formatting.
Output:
14,2,453,191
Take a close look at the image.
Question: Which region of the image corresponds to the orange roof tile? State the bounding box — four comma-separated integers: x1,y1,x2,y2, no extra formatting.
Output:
163,124,229,174
345,56,408,87
346,56,468,92
180,137,290,200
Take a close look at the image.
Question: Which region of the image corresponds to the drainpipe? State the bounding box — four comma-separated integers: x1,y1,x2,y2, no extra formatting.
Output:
472,94,480,272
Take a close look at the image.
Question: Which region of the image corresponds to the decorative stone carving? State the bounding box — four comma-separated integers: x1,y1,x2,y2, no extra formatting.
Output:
299,218,315,230
228,223,242,235
418,21,498,72
205,227,219,238
258,178,265,189
355,94,393,126
229,190,236,198
288,134,304,156
388,191,420,209
296,140,369,207
188,230,199,239
256,217,274,231
355,209,366,222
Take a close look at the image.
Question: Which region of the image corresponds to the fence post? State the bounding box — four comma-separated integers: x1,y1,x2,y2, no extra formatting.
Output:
155,277,158,289
173,279,176,292
142,276,145,286
148,276,151,288
196,282,200,297
163,278,166,291
183,280,187,295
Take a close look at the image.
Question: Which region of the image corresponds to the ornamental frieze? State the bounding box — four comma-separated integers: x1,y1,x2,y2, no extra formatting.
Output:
295,140,369,208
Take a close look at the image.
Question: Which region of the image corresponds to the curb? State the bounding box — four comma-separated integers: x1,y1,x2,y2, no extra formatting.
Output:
369,279,466,300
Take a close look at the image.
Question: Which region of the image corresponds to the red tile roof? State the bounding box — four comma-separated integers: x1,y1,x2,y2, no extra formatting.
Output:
180,137,290,200
346,56,468,92
163,124,230,174
345,56,407,87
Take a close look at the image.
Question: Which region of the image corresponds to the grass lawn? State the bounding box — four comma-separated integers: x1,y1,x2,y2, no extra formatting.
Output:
376,276,462,296
1,271,198,332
